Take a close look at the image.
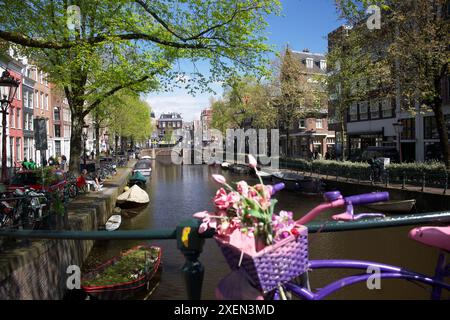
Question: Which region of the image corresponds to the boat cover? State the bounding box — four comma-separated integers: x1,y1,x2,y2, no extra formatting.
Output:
117,185,149,203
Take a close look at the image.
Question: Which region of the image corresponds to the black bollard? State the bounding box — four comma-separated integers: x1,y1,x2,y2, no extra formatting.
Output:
176,218,206,300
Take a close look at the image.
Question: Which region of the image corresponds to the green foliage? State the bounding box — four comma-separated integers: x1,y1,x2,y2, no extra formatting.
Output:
104,91,154,142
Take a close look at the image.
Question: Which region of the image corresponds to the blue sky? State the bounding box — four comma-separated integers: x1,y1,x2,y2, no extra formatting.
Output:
145,0,343,121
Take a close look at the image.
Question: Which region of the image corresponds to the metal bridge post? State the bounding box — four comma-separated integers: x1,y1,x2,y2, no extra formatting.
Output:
176,218,206,300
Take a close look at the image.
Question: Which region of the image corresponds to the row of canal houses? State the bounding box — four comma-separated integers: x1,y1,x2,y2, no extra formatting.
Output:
0,52,72,169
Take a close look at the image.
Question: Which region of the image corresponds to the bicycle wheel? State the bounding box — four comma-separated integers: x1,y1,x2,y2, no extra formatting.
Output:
68,184,78,198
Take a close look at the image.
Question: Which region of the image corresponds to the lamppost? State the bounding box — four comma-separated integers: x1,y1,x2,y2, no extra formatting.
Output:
0,70,20,182
82,124,89,166
393,119,404,163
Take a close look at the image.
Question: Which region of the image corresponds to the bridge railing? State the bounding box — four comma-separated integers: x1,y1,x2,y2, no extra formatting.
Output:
1,212,450,299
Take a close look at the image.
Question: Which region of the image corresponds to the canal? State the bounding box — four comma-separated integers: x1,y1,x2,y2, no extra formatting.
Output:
82,159,445,300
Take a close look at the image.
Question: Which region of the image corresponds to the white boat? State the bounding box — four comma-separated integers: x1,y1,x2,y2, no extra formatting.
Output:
117,185,150,209
221,162,230,169
105,215,122,231
366,199,416,213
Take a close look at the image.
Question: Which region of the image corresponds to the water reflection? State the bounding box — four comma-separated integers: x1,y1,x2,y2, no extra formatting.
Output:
83,159,445,300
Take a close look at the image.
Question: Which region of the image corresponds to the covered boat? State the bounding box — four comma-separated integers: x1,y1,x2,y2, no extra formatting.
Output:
81,245,161,300
366,199,416,213
116,185,149,209
129,171,148,188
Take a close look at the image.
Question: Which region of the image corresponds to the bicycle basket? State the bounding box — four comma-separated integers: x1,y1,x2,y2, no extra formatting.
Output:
214,225,308,293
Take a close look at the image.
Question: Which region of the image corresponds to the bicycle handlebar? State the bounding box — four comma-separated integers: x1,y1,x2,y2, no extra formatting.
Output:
297,191,390,225
344,192,389,206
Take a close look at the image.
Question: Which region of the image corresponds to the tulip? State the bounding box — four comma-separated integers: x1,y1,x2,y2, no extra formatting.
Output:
212,174,227,184
248,154,257,169
193,211,209,219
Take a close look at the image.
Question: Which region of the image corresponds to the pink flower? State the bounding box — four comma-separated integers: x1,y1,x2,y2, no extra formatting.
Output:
212,174,226,184
193,211,209,220
228,191,241,209
248,154,257,168
236,181,249,197
214,188,230,210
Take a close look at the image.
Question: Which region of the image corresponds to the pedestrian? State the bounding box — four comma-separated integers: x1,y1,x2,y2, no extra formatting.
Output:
325,151,331,160
90,150,95,160
29,159,37,170
22,158,29,170
61,155,67,171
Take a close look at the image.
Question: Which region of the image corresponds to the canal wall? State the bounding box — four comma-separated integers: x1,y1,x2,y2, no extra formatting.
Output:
0,165,133,300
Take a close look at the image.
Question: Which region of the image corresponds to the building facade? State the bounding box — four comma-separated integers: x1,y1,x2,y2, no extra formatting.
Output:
328,25,450,162
157,112,183,142
280,49,335,159
0,56,23,168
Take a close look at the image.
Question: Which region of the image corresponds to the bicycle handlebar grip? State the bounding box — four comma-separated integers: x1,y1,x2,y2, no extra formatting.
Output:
345,192,389,206
271,183,285,195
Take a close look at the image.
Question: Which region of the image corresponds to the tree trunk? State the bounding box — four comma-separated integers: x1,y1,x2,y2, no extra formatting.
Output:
95,121,100,168
69,112,84,174
340,113,347,161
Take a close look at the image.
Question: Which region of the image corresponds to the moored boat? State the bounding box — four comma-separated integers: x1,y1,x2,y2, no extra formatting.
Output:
116,185,150,210
81,245,161,300
366,199,416,213
221,162,230,170
257,171,273,183
272,172,323,194
105,215,122,231
128,171,148,188
230,164,251,174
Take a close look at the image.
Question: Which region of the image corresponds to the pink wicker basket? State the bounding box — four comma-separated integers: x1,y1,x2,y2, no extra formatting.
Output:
214,225,308,293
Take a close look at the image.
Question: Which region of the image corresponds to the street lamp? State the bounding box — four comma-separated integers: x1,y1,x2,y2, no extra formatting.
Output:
393,119,404,163
82,124,89,166
0,70,20,182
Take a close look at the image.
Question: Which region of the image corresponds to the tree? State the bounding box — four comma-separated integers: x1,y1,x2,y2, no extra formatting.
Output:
274,48,326,157
0,0,281,172
336,0,450,165
326,25,391,160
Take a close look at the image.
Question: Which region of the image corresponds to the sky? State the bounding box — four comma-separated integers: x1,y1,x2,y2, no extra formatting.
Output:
145,0,344,122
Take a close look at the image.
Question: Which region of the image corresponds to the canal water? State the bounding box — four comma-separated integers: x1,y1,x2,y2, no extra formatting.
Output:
82,159,447,300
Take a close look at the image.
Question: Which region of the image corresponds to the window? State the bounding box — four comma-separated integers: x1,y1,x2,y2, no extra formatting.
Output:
35,90,39,108
54,125,61,137
381,98,393,118
299,119,306,128
16,138,21,161
40,92,44,109
162,122,166,128
359,101,368,120
320,60,327,71
315,119,323,129
29,90,33,109
349,102,358,121
39,70,43,84
370,99,380,119
401,118,415,140
45,94,48,110
24,91,29,109
16,109,20,129
54,107,61,121
55,141,61,156
24,114,28,130
306,58,313,69
15,84,20,100
10,108,14,128
24,138,29,160
29,115,33,131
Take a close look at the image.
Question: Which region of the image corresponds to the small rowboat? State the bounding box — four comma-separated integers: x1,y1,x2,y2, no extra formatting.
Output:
81,245,161,300
366,199,416,213
105,215,122,231
116,185,149,210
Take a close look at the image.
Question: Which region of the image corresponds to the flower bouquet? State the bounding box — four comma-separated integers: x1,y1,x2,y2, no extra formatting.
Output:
193,155,309,293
